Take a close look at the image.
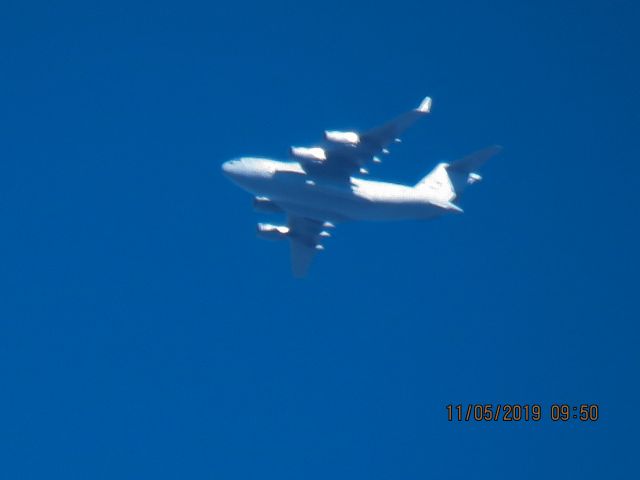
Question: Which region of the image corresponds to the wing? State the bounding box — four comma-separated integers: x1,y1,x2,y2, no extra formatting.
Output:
360,96,432,151
287,215,333,277
290,96,432,182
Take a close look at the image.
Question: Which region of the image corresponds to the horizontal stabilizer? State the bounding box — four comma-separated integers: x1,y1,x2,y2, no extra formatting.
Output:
448,145,502,173
416,145,501,202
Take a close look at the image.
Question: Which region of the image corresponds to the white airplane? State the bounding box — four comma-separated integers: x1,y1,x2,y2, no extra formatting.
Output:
222,96,501,276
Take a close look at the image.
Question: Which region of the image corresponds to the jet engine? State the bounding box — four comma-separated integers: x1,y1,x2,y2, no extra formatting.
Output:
290,146,326,162
324,130,360,145
253,196,283,214
256,223,290,241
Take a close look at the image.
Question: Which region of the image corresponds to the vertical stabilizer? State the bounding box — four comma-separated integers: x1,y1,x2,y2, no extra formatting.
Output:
415,145,502,200
415,163,457,201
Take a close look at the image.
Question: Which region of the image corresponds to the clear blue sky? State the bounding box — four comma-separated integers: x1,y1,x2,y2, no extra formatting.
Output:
1,1,639,478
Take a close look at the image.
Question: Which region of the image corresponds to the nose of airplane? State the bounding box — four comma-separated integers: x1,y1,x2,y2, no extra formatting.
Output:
222,159,240,177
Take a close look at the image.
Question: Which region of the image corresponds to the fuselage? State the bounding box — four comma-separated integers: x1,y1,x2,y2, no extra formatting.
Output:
222,157,451,224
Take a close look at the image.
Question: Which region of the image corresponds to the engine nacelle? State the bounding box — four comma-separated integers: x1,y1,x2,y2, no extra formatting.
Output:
324,130,360,145
256,223,290,241
253,196,283,214
290,146,326,162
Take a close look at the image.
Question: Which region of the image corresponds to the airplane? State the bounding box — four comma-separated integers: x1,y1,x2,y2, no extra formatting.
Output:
222,96,501,277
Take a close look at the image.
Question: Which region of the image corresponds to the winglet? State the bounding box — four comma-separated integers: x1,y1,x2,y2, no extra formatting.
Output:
416,96,432,113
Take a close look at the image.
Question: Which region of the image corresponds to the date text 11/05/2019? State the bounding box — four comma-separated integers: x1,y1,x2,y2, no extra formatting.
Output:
445,404,600,422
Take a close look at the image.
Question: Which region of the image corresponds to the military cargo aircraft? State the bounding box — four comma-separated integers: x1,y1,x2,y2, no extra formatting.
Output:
222,96,501,276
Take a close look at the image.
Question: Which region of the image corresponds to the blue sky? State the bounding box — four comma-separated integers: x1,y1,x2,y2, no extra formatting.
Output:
1,1,639,478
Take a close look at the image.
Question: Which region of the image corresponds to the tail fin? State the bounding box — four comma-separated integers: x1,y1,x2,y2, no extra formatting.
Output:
415,145,502,201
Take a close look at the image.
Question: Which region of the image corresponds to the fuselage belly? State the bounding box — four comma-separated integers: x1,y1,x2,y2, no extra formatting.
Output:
228,162,443,223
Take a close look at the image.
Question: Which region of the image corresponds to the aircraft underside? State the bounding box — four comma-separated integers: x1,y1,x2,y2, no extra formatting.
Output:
253,177,443,223
222,95,500,276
